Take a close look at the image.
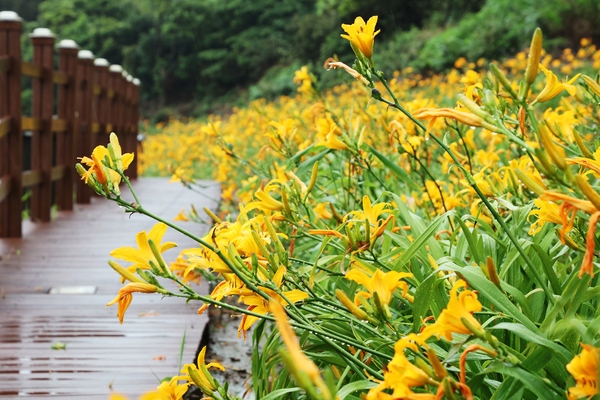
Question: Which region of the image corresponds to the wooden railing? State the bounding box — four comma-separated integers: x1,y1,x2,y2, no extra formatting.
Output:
0,11,140,238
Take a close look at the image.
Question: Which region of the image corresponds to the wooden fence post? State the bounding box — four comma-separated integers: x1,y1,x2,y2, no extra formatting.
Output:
132,78,140,180
75,50,94,204
123,72,135,176
55,39,79,212
108,64,123,140
0,11,23,237
29,27,55,222
93,58,109,148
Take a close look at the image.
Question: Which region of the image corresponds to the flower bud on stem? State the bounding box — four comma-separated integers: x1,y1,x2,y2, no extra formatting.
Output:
203,206,222,223
335,289,377,324
572,129,594,159
575,174,600,210
522,28,543,99
513,169,545,196
539,124,567,171
490,63,518,99
427,348,448,380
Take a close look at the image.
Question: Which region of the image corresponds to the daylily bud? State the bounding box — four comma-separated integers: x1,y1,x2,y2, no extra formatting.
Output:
203,206,222,223
513,168,545,196
460,316,486,340
281,186,292,216
518,106,527,136
264,216,287,265
107,260,146,283
539,124,567,170
107,142,118,169
457,94,490,120
335,289,372,322
490,63,518,99
572,129,594,159
414,357,435,379
427,348,448,379
75,163,87,178
534,148,555,176
345,224,357,250
148,239,169,276
486,256,502,290
188,366,215,395
556,227,583,251
575,174,600,211
525,28,543,87
372,291,392,320
442,378,457,400
305,161,319,200
582,74,600,97
481,89,498,110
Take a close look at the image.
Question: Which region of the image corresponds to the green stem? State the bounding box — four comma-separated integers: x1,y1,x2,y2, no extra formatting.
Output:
122,174,142,206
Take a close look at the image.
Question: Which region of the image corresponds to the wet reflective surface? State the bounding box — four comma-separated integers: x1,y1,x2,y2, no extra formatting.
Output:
0,178,216,398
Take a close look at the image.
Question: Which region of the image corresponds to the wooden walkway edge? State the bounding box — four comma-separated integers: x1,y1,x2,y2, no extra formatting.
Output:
0,178,220,398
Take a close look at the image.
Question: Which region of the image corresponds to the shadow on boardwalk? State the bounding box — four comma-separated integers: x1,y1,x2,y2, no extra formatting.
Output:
0,178,220,399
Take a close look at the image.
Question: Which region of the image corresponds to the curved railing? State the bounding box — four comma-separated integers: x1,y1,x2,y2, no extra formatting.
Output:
0,11,140,237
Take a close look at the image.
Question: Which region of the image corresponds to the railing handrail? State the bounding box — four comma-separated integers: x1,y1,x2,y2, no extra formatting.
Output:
0,10,140,238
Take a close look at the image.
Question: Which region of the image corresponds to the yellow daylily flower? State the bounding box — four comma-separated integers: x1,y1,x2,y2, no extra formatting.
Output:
541,190,600,278
175,346,224,396
79,145,120,186
110,222,177,280
345,195,389,227
566,343,600,400
246,186,284,212
315,131,349,150
106,282,159,324
138,378,190,400
197,274,245,315
78,134,133,192
293,66,313,94
528,198,563,235
341,16,380,59
313,202,333,221
420,280,483,341
568,147,600,177
366,334,435,400
169,167,194,184
345,267,413,306
238,265,309,339
532,64,581,104
173,210,189,222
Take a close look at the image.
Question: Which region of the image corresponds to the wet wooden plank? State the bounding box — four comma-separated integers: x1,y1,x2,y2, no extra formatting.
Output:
0,178,221,398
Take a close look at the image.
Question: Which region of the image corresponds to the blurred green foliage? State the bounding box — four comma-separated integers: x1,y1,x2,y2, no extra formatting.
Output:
7,0,600,120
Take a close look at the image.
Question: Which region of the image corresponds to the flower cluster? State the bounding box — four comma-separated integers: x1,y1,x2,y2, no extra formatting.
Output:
90,16,600,400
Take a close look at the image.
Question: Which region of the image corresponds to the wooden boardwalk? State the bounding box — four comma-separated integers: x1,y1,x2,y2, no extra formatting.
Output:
0,178,220,399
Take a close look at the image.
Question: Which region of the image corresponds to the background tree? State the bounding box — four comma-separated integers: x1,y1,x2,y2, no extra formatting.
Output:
8,0,600,119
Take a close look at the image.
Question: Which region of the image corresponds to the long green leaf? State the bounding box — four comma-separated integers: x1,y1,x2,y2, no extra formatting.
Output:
261,388,301,400
367,144,420,191
296,149,330,176
337,380,377,399
384,211,451,270
491,322,573,364
454,215,483,264
412,271,441,333
289,143,315,164
483,361,562,399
